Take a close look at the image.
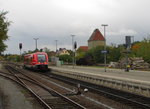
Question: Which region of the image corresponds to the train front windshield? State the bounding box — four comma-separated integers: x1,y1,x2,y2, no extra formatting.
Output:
38,54,46,62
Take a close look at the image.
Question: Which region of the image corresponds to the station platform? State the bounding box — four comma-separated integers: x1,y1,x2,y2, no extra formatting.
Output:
49,65,150,84
49,65,150,97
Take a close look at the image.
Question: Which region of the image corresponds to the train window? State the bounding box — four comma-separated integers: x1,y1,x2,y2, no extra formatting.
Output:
37,54,46,62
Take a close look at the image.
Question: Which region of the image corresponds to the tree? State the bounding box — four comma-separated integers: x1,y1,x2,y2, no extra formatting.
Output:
42,47,50,53
58,54,72,63
131,39,150,63
107,45,122,62
0,11,11,54
76,47,86,60
76,45,123,65
78,46,104,65
6,54,20,62
92,46,104,63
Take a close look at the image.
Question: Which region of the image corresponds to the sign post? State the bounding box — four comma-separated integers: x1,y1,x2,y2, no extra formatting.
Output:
101,50,107,54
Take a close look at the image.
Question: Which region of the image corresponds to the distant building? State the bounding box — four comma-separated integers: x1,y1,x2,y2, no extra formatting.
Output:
88,29,105,49
77,46,88,52
49,51,56,56
57,48,70,55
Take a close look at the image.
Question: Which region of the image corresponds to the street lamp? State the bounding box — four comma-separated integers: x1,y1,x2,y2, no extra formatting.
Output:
33,38,39,51
71,34,75,68
101,24,108,72
55,40,58,52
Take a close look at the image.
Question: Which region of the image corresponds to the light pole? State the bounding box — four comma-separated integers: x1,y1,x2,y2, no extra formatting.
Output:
101,24,108,72
71,34,75,68
55,40,58,52
33,38,39,51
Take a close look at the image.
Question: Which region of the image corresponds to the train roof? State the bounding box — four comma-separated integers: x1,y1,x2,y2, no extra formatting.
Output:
24,52,47,56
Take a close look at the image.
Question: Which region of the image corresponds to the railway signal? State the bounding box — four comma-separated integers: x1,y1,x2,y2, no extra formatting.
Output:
74,41,77,69
74,41,77,50
19,43,22,50
19,43,22,62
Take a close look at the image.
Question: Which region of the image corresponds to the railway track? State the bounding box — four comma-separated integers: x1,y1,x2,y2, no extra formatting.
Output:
1,63,119,109
0,64,86,109
47,71,150,109
1,62,150,109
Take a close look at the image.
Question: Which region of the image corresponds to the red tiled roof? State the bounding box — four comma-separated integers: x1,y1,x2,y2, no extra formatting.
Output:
88,29,105,42
78,46,88,52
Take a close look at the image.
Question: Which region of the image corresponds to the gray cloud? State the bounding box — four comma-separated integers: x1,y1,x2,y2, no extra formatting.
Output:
0,0,150,54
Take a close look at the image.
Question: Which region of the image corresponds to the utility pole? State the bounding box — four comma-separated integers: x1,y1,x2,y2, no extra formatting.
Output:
33,38,39,51
55,40,58,52
101,24,108,72
71,34,75,68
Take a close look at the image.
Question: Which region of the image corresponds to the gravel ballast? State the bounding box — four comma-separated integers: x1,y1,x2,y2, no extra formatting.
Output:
0,62,44,109
0,76,44,109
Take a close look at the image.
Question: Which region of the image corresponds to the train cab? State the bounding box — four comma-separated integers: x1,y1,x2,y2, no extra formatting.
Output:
24,52,48,70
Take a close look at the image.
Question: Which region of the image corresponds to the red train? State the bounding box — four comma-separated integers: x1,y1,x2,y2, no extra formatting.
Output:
24,52,49,70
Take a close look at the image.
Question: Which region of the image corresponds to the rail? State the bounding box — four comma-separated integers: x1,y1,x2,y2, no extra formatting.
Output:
50,70,150,109
4,64,86,109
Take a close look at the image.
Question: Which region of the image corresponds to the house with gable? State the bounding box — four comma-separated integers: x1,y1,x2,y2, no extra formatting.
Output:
77,46,88,52
57,48,70,55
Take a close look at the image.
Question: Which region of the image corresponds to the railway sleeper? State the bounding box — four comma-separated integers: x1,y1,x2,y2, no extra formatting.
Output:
43,98,76,109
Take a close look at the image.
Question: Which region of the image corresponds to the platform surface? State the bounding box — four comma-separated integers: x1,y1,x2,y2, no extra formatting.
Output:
49,65,150,84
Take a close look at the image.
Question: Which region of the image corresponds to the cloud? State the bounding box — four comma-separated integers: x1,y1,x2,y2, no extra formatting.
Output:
109,29,137,36
1,0,150,54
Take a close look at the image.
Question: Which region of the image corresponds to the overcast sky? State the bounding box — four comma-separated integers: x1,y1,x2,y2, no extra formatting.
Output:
1,0,150,54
